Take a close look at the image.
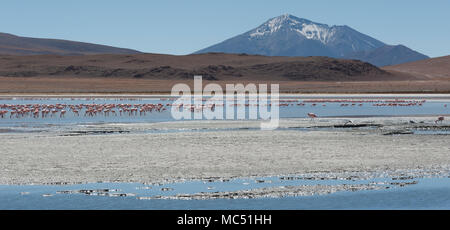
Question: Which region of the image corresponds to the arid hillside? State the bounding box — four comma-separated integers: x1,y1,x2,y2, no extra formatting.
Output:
0,53,447,93
0,53,420,81
383,55,450,80
0,32,141,55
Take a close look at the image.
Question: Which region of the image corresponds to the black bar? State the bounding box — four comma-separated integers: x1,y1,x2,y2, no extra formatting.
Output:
1,210,449,228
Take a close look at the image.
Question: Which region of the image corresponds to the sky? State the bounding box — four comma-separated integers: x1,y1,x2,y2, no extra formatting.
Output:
1,0,449,57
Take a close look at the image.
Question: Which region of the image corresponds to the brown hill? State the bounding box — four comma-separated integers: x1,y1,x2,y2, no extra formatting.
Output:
1,52,444,94
0,53,420,81
0,32,141,55
383,55,450,80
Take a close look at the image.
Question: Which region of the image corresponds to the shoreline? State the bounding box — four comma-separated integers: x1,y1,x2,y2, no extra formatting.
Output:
1,166,449,186
1,93,450,99
1,77,449,95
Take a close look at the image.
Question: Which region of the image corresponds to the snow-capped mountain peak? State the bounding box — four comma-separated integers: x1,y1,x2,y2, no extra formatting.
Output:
249,14,335,44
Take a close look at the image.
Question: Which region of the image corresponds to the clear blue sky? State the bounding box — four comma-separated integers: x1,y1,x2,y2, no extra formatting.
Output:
1,0,449,57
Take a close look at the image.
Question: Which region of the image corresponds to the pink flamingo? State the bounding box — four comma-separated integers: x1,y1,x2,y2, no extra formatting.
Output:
307,112,317,121
139,108,146,116
33,109,39,118
51,109,58,117
0,110,7,118
435,116,444,124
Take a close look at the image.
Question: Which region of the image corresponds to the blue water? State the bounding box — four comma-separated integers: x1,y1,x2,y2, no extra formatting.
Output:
1,177,449,209
1,96,449,128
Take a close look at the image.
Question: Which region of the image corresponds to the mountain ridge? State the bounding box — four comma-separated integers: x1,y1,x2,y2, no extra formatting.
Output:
347,44,429,67
195,14,429,66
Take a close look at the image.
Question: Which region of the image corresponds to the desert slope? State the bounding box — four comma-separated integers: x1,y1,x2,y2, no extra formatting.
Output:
383,55,450,80
0,32,141,55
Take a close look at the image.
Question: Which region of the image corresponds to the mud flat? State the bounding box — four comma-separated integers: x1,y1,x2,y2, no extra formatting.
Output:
0,117,449,186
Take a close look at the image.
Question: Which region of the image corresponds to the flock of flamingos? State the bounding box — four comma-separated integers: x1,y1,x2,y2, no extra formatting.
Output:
0,98,447,123
0,102,167,119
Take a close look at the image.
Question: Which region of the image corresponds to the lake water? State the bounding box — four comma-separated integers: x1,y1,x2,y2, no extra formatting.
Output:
1,176,449,210
1,96,449,128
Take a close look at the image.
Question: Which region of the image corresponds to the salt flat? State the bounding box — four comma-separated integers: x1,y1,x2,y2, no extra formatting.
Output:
0,117,449,185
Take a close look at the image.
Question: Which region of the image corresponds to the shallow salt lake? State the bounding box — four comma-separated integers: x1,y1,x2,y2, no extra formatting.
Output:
1,176,449,210
1,95,449,209
0,96,449,129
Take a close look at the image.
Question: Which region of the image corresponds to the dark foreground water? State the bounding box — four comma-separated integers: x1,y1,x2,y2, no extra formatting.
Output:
1,177,449,210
